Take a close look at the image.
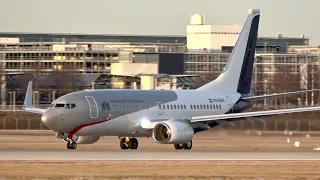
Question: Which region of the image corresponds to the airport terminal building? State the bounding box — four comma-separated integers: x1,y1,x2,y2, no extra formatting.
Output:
0,14,319,107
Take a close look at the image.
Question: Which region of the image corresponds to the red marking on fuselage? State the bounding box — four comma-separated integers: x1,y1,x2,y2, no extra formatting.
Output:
68,118,110,139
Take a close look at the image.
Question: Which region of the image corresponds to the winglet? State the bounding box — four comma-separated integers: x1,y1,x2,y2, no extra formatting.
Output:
23,81,33,109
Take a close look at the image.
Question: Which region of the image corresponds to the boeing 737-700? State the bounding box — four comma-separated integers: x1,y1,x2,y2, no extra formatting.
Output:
23,9,320,150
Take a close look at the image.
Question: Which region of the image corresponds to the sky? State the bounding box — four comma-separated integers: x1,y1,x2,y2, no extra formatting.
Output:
0,0,319,45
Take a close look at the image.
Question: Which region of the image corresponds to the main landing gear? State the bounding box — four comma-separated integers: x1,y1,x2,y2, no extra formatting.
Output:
120,137,139,149
174,140,192,150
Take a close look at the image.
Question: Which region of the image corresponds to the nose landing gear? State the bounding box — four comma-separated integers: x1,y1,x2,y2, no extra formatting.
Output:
56,133,78,150
120,137,138,149
67,140,77,149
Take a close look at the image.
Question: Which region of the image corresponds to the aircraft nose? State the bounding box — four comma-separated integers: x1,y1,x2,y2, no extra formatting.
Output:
41,112,58,130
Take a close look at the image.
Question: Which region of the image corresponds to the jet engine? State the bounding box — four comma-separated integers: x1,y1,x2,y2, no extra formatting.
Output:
152,121,194,144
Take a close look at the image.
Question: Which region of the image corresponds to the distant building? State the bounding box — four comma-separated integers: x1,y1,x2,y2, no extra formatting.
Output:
0,14,316,107
187,14,242,52
186,14,309,53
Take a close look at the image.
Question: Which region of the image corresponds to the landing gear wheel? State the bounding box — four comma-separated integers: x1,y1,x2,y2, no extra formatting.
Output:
128,138,139,149
182,141,192,150
120,138,129,149
174,144,183,150
67,141,77,149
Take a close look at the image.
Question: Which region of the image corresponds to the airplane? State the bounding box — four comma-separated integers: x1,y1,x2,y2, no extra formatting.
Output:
23,9,320,150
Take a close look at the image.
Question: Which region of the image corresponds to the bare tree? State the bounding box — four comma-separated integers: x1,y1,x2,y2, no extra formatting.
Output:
50,62,79,98
271,66,301,105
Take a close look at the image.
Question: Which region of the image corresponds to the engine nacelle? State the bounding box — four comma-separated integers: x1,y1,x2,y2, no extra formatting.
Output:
76,136,100,144
152,121,194,144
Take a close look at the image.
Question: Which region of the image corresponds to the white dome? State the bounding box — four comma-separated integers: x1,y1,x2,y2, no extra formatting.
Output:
190,14,203,25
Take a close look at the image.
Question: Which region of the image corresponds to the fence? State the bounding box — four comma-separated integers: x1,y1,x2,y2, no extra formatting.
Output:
0,105,319,131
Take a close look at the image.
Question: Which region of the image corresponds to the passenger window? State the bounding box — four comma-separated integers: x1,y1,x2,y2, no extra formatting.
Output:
174,105,176,109
203,105,206,109
216,105,219,109
170,105,173,109
213,105,215,109
184,105,186,109
210,105,212,109
190,105,193,109
200,105,203,109
177,105,180,110
163,105,166,109
207,105,209,109
194,105,196,109
167,105,170,109
197,105,199,109
219,104,222,109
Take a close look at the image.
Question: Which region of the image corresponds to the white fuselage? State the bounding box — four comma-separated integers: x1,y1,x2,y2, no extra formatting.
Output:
43,90,241,137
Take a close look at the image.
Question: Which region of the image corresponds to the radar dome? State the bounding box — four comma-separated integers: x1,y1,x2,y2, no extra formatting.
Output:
190,14,203,25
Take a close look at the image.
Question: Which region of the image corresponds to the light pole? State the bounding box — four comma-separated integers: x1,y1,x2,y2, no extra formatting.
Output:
311,61,314,106
264,80,268,107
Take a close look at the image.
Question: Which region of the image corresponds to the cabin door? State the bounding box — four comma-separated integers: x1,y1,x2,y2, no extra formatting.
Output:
85,96,98,118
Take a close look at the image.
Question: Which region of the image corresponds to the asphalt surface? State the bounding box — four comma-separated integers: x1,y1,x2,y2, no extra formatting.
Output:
0,149,320,161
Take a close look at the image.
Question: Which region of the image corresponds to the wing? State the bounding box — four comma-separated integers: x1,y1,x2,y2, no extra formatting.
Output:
24,107,47,114
191,106,320,123
243,89,320,101
23,81,47,115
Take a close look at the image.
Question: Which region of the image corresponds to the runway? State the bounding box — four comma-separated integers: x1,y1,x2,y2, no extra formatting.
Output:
1,150,320,161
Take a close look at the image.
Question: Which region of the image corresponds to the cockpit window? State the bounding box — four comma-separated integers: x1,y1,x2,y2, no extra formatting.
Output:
65,103,76,109
55,104,65,107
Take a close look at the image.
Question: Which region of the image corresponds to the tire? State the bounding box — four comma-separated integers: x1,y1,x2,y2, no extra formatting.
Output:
67,141,77,149
67,143,71,149
128,138,139,149
182,141,192,150
174,144,183,150
71,142,77,149
120,138,129,149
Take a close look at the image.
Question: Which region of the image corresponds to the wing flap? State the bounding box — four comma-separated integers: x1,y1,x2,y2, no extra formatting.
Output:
191,106,320,123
